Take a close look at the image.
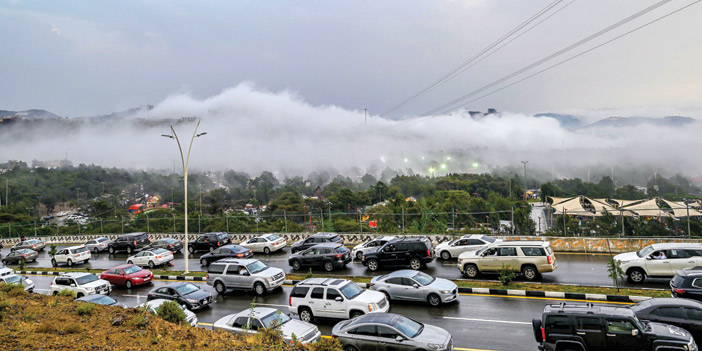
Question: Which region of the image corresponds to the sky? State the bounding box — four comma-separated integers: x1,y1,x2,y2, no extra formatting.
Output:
1,0,701,118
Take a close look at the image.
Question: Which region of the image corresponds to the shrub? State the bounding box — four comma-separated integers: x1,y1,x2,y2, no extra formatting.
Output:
0,300,11,322
0,282,26,297
156,300,187,325
56,289,77,298
305,268,314,279
498,264,517,286
309,337,342,351
76,303,96,316
18,258,26,271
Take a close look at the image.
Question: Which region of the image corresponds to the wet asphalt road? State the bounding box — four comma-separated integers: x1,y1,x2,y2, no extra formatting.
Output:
0,244,669,289
25,274,635,351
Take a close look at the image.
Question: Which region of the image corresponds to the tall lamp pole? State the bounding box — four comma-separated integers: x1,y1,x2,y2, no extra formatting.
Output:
521,161,529,201
162,120,207,274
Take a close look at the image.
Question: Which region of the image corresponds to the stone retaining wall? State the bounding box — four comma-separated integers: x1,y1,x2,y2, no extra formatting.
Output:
1,232,700,253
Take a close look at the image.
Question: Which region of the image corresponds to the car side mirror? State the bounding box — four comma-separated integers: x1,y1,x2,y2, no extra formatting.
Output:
632,329,639,336
395,336,404,342
645,256,652,260
241,272,250,276
70,283,76,287
335,296,343,302
413,284,419,289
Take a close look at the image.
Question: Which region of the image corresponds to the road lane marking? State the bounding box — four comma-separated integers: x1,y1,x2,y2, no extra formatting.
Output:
256,303,289,308
198,322,213,326
443,316,531,325
454,348,497,351
458,292,634,305
123,294,148,298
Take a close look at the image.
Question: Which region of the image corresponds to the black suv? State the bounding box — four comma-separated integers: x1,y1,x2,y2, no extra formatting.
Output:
188,232,232,253
533,303,697,351
290,232,343,253
361,236,434,271
671,267,702,301
288,243,351,272
108,232,150,254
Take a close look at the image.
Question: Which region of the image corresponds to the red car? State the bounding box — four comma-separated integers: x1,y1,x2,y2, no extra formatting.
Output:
100,264,154,289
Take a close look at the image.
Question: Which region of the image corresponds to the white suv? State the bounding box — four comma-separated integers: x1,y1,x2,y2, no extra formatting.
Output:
351,236,396,261
615,243,702,284
288,278,389,323
51,245,91,267
50,272,112,298
206,258,285,296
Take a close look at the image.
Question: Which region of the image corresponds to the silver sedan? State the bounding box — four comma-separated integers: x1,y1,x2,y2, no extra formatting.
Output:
213,307,321,344
369,270,458,307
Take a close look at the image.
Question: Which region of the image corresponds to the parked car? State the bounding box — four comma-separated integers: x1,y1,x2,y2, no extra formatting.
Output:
127,248,174,268
332,312,453,351
76,294,126,308
11,239,45,252
615,243,702,284
84,237,112,253
0,241,3,249
100,264,153,289
290,232,343,254
239,234,287,254
199,245,253,266
214,307,321,344
1,249,38,265
533,303,696,351
147,282,212,310
42,215,55,221
0,267,13,277
108,232,151,254
140,299,198,326
435,234,500,260
369,270,457,307
288,243,351,272
146,238,183,253
361,236,435,271
51,245,91,267
351,236,396,261
289,278,389,323
457,240,556,281
49,272,112,298
671,267,702,301
0,273,34,292
206,258,285,296
632,298,702,342
188,232,232,253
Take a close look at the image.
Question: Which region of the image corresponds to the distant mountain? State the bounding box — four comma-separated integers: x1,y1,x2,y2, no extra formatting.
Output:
0,109,61,119
580,116,696,129
86,105,153,121
533,113,583,129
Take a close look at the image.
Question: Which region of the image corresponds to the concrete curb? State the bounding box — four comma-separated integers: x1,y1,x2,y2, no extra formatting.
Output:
19,272,652,303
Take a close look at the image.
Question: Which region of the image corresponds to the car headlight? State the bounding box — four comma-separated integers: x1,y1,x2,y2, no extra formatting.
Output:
186,298,199,303
440,290,451,294
85,287,95,292
368,303,378,312
428,343,447,350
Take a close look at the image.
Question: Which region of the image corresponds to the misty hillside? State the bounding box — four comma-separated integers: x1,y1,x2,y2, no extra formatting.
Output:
533,113,583,129
0,109,61,119
579,116,696,129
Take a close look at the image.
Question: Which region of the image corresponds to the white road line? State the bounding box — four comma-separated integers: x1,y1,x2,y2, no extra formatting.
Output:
256,303,289,308
123,294,148,298
443,316,531,325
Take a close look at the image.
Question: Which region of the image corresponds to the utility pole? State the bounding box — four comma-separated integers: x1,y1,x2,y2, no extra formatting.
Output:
521,161,528,201
364,108,367,126
687,201,691,238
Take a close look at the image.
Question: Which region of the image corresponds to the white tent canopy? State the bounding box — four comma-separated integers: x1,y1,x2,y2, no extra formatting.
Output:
623,199,671,218
661,199,702,218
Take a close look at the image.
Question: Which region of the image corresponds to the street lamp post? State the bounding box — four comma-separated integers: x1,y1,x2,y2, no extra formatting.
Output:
521,161,528,201
162,120,207,274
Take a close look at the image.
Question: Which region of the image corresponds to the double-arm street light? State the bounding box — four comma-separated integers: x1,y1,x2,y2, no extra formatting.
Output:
162,119,207,274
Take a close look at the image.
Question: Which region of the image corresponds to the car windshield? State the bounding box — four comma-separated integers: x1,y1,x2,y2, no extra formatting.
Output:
246,261,268,274
175,283,199,295
481,236,497,243
340,282,364,300
151,248,169,255
260,311,291,328
123,266,142,274
412,272,435,286
4,275,21,284
75,274,99,285
476,247,488,256
632,315,646,331
393,316,424,338
91,295,117,305
637,246,655,258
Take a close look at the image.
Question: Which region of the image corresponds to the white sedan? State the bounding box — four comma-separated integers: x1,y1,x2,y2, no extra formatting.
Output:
435,234,501,260
240,234,287,254
126,248,173,268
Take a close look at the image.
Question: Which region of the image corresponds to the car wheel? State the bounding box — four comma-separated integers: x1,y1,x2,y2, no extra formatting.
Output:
522,266,538,281
126,246,133,254
464,264,479,278
367,259,379,272
200,258,208,266
628,268,646,284
148,261,155,268
324,261,334,272
532,319,543,343
93,247,99,254
215,281,226,294
350,310,364,319
76,293,84,298
188,246,195,254
108,247,115,254
428,293,441,307
125,280,133,289
356,251,363,260
263,247,271,255
299,307,314,323
51,258,57,267
209,246,215,253
440,251,451,260
52,291,58,296
127,260,133,265
409,258,422,270
381,291,391,301
254,282,266,296
67,259,73,267
292,260,302,271
343,346,359,351
1,260,5,265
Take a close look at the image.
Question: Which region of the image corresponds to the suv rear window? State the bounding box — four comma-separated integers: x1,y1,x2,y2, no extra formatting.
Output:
290,286,309,298
546,315,572,334
335,246,349,253
218,233,229,240
208,264,226,274
135,234,147,240
74,247,89,253
521,247,545,256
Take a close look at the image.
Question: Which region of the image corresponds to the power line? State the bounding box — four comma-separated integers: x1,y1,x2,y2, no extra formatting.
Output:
381,0,566,116
389,0,676,131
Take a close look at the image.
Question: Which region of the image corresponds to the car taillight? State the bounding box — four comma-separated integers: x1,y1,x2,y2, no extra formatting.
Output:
156,255,162,259
217,241,221,246
335,254,342,258
147,293,152,298
547,256,553,265
74,254,80,257
133,241,137,246
426,250,431,257
32,245,37,248
168,244,173,248
541,327,546,342
206,274,209,279
369,282,375,287
675,288,686,294
236,253,244,257
289,296,292,306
